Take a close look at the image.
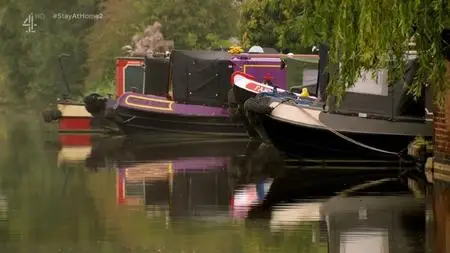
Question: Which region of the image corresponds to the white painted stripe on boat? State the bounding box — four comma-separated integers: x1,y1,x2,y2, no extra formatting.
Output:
233,73,317,99
57,104,92,118
57,146,92,166
270,102,322,127
233,74,280,93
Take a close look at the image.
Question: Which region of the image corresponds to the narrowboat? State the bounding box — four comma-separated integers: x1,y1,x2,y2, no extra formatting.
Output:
43,56,146,132
44,101,96,133
244,44,433,160
41,53,100,133
83,136,257,215
106,50,292,137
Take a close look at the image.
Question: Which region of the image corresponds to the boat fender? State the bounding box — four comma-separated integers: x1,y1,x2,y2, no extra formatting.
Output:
41,110,52,122
244,96,273,115
227,88,237,106
84,93,107,116
42,109,62,123
104,107,125,125
52,109,62,120
227,89,245,122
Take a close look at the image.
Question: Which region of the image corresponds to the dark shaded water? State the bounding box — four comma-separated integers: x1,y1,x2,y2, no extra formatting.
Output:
0,114,448,252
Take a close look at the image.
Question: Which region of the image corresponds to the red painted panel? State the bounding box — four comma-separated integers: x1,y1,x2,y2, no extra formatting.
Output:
58,134,92,146
116,58,144,98
58,117,91,131
117,169,126,205
116,59,125,98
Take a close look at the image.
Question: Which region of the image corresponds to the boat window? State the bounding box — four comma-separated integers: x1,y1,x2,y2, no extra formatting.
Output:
124,65,145,93
283,56,319,96
347,69,389,96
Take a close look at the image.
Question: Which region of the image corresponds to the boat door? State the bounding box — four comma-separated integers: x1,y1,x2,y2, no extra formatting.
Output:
115,57,145,96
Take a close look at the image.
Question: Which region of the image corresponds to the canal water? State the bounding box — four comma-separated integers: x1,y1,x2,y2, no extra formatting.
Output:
0,113,448,253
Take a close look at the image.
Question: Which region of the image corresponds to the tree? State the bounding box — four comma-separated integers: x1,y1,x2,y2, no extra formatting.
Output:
239,0,310,53
298,0,450,104
0,0,100,103
84,0,150,92
147,0,240,49
84,0,240,94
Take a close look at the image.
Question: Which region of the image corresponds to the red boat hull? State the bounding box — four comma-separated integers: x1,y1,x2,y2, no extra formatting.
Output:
56,103,95,132
58,117,92,132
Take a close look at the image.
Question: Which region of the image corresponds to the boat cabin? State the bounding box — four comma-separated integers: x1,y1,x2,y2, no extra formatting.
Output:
310,44,432,121
115,57,145,97
280,55,320,95
115,50,319,106
231,54,286,87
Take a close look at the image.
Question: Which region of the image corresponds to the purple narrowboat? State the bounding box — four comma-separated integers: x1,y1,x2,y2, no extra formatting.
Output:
105,50,293,137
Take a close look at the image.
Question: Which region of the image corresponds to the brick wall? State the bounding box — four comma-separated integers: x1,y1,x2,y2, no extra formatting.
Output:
434,60,450,163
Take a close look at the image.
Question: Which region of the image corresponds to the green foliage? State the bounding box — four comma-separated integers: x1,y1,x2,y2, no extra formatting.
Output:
85,0,240,94
147,0,239,50
0,0,100,103
239,0,311,53
84,0,149,91
0,0,241,103
298,0,450,104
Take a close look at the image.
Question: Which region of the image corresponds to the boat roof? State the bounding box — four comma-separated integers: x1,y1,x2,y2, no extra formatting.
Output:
231,57,282,62
115,53,319,61
281,56,320,64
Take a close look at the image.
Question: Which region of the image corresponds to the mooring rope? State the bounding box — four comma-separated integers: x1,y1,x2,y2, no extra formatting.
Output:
272,99,403,156
123,116,136,124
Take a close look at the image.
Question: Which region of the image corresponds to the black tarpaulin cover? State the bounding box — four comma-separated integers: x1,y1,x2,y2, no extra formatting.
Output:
317,44,329,100
170,50,233,106
144,57,170,96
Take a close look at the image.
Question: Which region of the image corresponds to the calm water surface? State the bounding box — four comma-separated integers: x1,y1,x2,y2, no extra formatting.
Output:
0,114,448,253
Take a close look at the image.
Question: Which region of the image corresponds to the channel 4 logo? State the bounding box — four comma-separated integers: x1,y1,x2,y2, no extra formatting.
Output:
23,13,45,33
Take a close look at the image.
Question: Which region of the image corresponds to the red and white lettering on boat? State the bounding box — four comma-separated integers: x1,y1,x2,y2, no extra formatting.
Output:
245,82,273,93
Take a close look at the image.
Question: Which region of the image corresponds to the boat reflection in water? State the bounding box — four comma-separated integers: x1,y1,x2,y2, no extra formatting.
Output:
244,166,426,253
59,134,432,252
117,157,233,221
56,134,93,167
89,136,264,221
